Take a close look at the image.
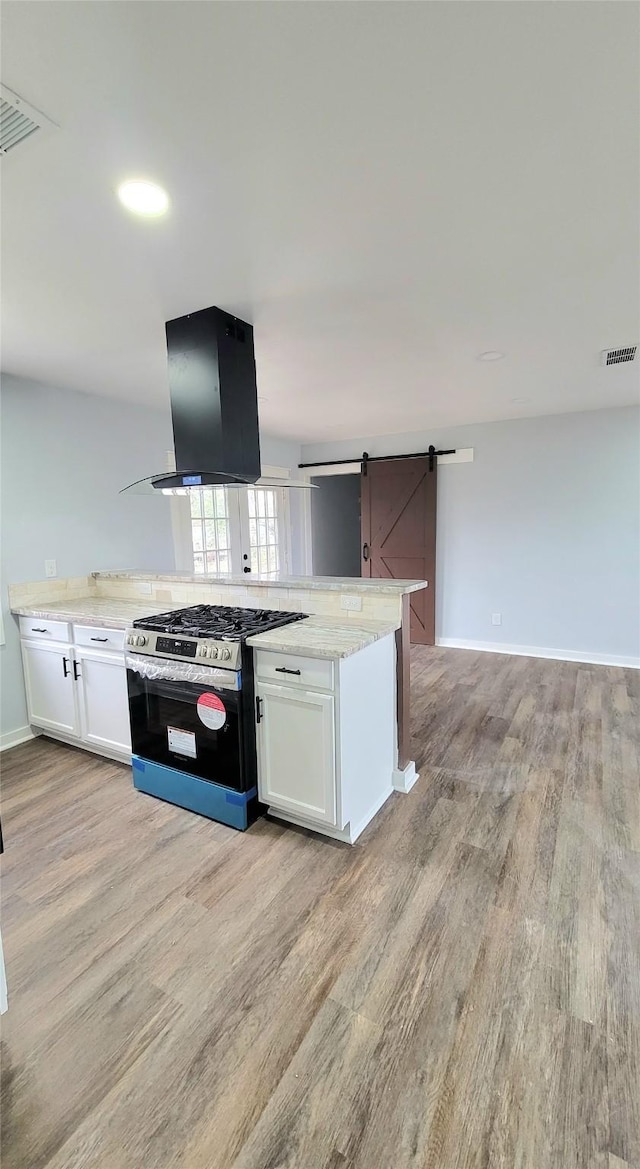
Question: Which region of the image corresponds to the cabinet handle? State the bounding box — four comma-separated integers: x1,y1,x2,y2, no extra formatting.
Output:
32,627,48,633
256,696,263,723
275,666,301,676
72,661,81,681
362,543,370,562
62,656,70,678
243,566,251,573
90,636,109,642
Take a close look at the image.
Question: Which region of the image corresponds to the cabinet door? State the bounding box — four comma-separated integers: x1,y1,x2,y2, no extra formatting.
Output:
256,683,336,826
75,649,132,756
21,640,79,736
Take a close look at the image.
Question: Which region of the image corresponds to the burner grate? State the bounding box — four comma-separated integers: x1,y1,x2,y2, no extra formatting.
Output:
133,603,307,640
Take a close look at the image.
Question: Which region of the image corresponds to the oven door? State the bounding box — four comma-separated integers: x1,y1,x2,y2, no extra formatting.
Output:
126,654,247,790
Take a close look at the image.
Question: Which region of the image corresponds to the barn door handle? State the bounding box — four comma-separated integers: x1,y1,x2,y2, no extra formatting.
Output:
362,543,370,561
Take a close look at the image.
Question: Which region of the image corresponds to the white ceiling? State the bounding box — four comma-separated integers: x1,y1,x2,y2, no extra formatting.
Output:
1,2,638,443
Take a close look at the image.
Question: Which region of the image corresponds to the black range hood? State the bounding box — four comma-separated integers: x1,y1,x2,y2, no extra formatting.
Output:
121,305,313,494
123,305,261,493
165,305,262,488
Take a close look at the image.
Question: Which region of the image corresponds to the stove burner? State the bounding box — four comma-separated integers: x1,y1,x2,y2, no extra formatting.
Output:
133,603,307,640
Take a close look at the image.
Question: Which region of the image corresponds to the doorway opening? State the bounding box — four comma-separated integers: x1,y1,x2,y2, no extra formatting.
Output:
310,474,361,577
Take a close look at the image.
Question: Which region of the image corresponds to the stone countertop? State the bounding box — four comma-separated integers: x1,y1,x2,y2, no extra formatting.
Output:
92,570,428,595
12,598,168,630
13,599,398,659
247,616,398,659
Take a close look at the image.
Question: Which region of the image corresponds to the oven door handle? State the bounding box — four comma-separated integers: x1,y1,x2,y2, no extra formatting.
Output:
125,653,241,690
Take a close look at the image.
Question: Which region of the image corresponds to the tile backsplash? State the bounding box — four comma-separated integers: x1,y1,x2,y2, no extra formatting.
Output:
10,573,404,626
8,576,94,610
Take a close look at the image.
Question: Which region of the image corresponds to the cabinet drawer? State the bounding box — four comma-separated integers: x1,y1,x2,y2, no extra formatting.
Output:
254,650,334,691
73,624,125,652
19,616,70,643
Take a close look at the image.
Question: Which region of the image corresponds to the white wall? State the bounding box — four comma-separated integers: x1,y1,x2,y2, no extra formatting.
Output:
301,406,640,665
0,374,177,739
0,375,305,741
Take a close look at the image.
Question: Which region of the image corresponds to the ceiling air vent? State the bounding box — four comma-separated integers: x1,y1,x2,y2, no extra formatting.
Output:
601,345,637,366
1,84,56,157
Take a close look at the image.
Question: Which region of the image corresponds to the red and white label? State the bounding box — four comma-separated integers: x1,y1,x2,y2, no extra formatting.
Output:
196,692,227,731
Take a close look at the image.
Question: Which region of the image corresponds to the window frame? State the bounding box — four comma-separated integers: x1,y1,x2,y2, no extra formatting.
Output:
168,458,293,578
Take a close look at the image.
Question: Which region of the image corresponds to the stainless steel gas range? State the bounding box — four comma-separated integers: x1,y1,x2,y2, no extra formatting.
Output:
125,604,306,830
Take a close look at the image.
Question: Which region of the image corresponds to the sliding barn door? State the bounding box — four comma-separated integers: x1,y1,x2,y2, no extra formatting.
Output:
361,457,436,645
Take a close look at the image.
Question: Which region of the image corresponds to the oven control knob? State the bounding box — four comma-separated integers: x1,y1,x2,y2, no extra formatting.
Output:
196,645,206,658
209,646,219,659
221,648,232,661
135,635,147,647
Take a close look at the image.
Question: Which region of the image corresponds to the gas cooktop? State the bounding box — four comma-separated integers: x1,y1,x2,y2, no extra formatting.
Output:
133,603,307,640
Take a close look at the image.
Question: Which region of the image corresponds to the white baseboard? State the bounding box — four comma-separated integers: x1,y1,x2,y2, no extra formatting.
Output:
349,786,394,842
435,637,640,670
0,726,39,752
32,729,131,765
268,786,394,845
392,760,419,793
267,807,356,844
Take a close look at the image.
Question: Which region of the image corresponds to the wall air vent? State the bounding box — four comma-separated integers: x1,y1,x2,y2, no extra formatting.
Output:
601,345,637,366
1,84,57,157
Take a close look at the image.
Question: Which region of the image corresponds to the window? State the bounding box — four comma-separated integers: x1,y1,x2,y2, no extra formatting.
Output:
247,487,282,578
190,487,232,575
180,474,291,578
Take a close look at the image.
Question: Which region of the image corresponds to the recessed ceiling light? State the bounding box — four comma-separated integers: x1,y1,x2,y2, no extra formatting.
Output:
478,350,505,362
511,397,530,404
117,179,169,217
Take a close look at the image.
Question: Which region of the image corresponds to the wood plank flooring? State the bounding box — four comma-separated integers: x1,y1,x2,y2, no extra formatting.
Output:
1,647,638,1168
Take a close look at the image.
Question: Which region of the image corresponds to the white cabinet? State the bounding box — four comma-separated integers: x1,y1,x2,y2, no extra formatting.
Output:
21,640,79,736
20,622,131,763
75,647,132,756
257,683,336,826
254,635,396,844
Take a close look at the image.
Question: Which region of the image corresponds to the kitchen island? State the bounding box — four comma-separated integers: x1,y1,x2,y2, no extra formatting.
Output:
10,570,428,836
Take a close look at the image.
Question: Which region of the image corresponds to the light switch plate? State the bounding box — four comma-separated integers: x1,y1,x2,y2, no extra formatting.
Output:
491,612,502,626
45,559,57,578
137,582,153,596
341,595,363,612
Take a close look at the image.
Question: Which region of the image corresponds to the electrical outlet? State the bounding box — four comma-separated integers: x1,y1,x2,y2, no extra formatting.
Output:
137,582,153,596
45,559,57,578
340,595,363,612
492,612,502,626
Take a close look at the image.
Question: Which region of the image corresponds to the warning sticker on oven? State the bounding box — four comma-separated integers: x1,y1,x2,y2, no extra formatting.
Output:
197,692,227,731
167,726,197,758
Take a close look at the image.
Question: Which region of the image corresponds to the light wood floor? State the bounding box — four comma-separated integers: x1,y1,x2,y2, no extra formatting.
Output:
1,647,638,1168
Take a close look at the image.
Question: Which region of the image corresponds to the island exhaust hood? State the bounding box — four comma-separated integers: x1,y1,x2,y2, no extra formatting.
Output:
121,305,312,493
